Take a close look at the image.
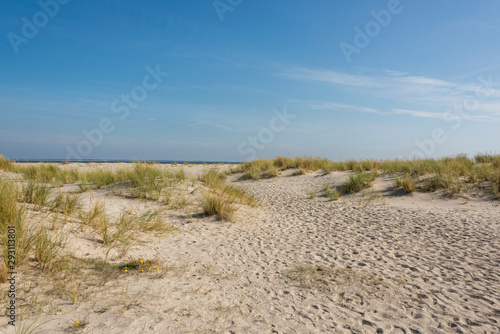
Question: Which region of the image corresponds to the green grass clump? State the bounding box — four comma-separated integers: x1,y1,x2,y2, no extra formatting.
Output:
235,159,279,180
34,229,65,270
395,173,416,194
17,164,78,185
200,169,256,207
78,201,106,228
199,169,227,188
307,190,316,198
0,178,35,269
22,181,50,211
0,155,16,172
319,183,340,200
0,178,23,228
134,208,175,233
293,168,306,175
326,188,340,201
81,168,120,188
50,192,81,217
474,152,500,163
200,192,236,222
342,172,378,194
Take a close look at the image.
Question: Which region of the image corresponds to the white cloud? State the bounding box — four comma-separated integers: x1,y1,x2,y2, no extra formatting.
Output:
283,67,500,122
280,68,384,88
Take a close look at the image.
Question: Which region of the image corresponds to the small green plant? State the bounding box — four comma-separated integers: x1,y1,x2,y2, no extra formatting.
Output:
22,181,50,211
293,168,306,176
0,178,35,268
395,173,416,193
136,209,174,233
78,180,92,192
8,318,47,334
199,169,227,188
78,200,106,228
307,190,316,198
34,228,65,270
172,195,190,209
0,177,23,229
326,188,340,201
200,192,236,222
50,192,81,217
118,257,162,273
492,183,499,199
423,175,442,192
321,184,330,193
99,213,135,260
0,154,15,171
342,172,377,193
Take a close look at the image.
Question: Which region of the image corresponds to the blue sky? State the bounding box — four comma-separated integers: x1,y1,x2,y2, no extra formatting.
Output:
1,0,499,161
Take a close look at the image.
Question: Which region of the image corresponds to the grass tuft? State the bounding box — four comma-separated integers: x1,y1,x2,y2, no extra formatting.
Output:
200,192,236,222
22,181,50,211
0,154,16,172
342,172,378,194
395,173,416,193
326,188,340,201
34,228,65,270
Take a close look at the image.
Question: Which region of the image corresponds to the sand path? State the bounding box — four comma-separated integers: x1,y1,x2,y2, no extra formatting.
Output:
4,170,500,333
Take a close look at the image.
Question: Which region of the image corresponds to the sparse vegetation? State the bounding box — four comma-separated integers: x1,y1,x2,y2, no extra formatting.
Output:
200,192,236,222
78,200,106,228
21,181,50,211
135,208,174,233
395,173,416,193
0,155,15,172
342,172,378,194
0,178,35,270
34,228,65,270
50,192,81,217
326,188,340,201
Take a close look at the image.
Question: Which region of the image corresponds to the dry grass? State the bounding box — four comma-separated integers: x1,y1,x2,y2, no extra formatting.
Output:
0,154,15,171
342,172,378,194
232,153,500,198
21,181,50,211
78,200,106,228
49,192,81,217
0,177,36,271
200,192,236,222
0,262,7,284
34,229,65,271
326,188,340,201
135,208,175,233
0,177,23,229
395,173,416,193
307,190,316,199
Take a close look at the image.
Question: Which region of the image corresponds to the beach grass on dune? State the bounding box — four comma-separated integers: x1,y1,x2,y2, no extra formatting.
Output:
232,153,500,199
1,153,499,199
200,191,236,222
341,172,378,194
0,177,35,273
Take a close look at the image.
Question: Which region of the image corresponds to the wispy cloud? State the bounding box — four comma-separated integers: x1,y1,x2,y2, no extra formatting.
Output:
283,67,500,122
293,99,498,122
306,101,384,115
280,68,384,88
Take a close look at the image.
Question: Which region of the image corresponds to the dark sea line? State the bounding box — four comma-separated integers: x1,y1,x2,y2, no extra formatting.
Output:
12,159,241,165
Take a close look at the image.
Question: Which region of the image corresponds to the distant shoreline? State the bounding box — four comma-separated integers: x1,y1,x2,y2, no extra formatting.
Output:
8,159,241,165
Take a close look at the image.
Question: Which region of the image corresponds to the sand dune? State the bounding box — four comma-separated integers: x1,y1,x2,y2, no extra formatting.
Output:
1,165,499,333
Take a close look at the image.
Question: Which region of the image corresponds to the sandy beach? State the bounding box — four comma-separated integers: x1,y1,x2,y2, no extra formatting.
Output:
1,162,499,333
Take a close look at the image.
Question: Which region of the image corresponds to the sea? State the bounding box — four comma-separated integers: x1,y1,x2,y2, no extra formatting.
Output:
12,159,241,165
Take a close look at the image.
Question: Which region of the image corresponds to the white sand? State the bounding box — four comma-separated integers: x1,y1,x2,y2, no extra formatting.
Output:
1,165,499,333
